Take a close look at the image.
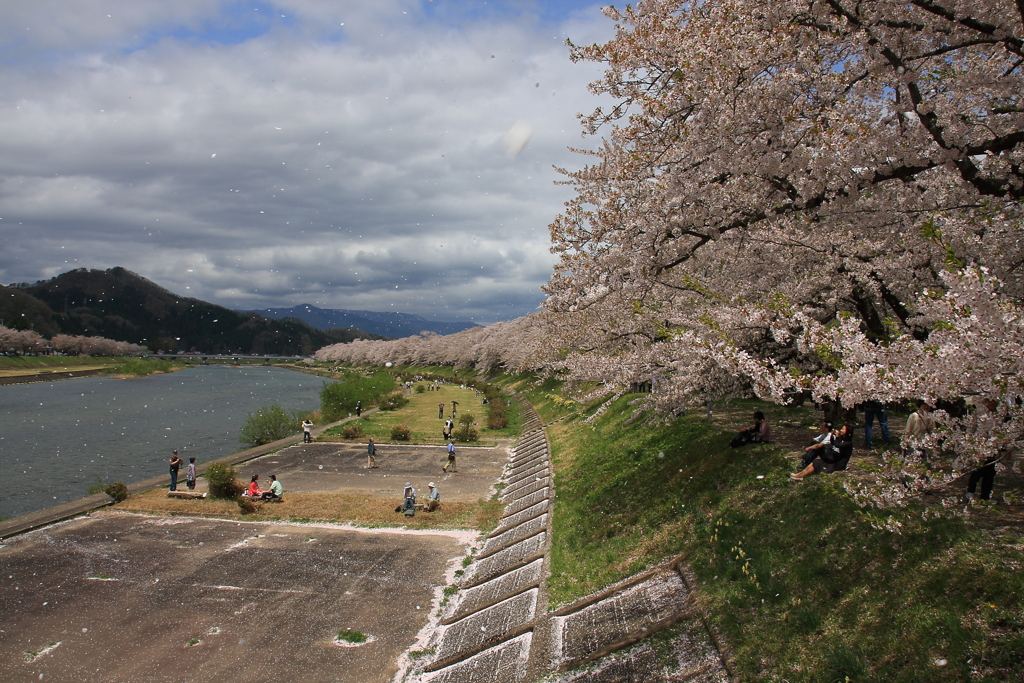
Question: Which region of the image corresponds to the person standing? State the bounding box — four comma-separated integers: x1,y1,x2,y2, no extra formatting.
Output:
168,450,184,491
443,441,457,473
367,438,379,469
356,401,362,418
451,400,459,419
967,399,1004,501
302,419,313,443
438,402,445,419
863,400,890,449
186,457,197,490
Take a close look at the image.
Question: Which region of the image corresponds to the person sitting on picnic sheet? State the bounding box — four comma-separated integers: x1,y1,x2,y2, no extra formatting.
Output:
260,474,283,501
245,474,263,497
791,425,854,480
800,421,835,468
400,483,416,516
730,411,771,447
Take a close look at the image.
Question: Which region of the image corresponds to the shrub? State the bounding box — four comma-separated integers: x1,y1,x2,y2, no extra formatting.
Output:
336,629,367,644
341,423,363,439
391,423,412,441
455,426,479,442
239,403,295,445
104,481,129,503
487,412,508,429
415,383,426,393
379,391,409,411
235,496,259,514
205,462,244,498
458,412,475,427
320,372,398,421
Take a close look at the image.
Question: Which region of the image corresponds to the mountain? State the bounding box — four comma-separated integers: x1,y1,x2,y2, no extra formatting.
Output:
10,267,383,355
250,304,480,338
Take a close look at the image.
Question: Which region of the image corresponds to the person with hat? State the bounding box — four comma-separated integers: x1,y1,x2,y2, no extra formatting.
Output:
168,450,184,491
424,482,440,512
401,482,416,516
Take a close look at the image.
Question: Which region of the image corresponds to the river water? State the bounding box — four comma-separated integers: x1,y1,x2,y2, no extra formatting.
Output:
0,365,334,519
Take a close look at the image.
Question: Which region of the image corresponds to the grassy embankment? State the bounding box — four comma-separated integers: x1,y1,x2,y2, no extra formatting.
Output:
0,355,179,378
499,373,1023,683
320,379,520,446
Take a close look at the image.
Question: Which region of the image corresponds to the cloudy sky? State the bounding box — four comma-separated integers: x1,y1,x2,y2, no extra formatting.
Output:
0,0,613,324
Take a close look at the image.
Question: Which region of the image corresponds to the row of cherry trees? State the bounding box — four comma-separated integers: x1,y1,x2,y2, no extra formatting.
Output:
0,326,146,357
318,0,1024,511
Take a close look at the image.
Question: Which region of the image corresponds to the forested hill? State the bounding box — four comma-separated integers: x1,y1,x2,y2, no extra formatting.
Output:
7,267,383,355
250,304,479,338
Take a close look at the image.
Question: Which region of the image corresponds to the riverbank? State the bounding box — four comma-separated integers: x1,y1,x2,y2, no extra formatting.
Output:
0,355,183,384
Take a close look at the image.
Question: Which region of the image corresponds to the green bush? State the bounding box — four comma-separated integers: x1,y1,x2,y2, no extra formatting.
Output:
205,462,244,498
415,383,426,393
239,403,295,445
487,411,508,429
391,423,412,441
104,481,129,503
341,423,363,439
320,372,398,421
379,391,409,411
455,425,479,442
458,412,475,427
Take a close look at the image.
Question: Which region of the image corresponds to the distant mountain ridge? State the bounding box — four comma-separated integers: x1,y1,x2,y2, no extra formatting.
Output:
7,267,384,355
249,304,479,338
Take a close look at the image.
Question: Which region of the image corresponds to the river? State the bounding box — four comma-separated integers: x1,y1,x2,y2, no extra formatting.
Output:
0,365,334,519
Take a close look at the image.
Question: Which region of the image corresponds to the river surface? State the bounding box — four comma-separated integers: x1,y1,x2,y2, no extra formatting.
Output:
0,365,334,519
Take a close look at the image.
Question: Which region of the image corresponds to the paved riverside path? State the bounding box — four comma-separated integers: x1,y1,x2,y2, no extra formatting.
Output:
0,414,371,540
400,401,733,683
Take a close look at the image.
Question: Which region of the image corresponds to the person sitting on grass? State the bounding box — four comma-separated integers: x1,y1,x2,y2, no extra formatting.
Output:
730,411,771,448
800,421,835,468
260,474,283,501
424,482,440,512
401,483,416,517
791,425,854,480
245,474,263,497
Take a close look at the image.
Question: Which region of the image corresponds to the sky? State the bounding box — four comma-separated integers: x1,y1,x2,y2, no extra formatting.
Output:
0,0,614,324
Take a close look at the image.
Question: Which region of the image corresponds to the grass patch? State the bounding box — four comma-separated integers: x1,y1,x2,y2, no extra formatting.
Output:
320,382,511,445
112,489,498,530
102,357,179,376
531,389,1024,682
335,629,367,644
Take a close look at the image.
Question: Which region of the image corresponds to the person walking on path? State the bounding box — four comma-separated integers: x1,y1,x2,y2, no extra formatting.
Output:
424,482,440,512
186,457,197,490
302,419,313,443
438,402,445,419
168,450,184,491
862,400,890,449
367,438,379,469
443,441,457,473
451,401,459,419
356,401,362,418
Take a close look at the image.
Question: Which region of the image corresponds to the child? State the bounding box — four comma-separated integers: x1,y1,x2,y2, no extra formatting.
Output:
186,457,197,490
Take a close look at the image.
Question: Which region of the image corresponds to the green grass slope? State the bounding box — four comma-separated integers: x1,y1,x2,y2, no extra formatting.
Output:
502,379,1023,682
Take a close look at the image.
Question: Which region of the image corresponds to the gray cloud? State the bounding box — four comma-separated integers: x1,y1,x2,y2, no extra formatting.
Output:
0,0,611,324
